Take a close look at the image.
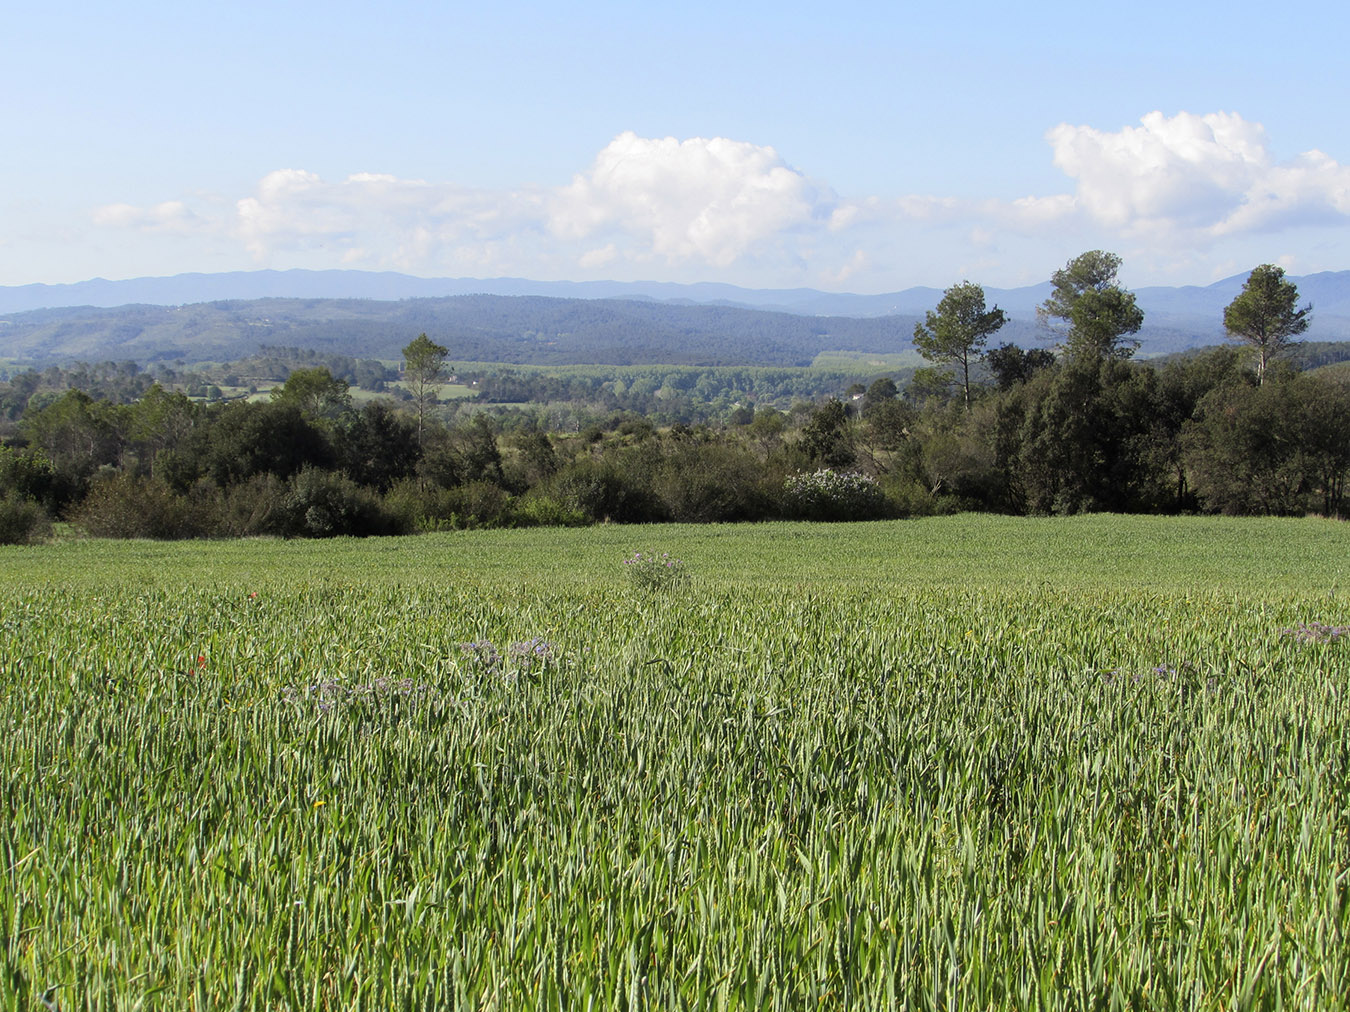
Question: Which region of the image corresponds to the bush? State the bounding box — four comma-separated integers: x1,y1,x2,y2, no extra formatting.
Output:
221,474,293,537
442,480,513,527
653,443,769,522
0,492,53,545
0,445,57,509
283,467,402,538
384,479,454,532
542,457,662,524
383,479,511,532
74,474,219,539
622,551,690,592
879,474,958,517
781,469,892,521
510,492,588,528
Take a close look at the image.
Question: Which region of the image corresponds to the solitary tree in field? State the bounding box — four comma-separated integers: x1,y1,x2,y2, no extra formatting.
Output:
1037,250,1144,361
402,333,448,451
1223,264,1311,385
912,281,1006,409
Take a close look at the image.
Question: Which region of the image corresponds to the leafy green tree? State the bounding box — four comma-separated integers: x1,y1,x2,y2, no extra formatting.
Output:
456,414,505,486
913,281,1007,409
416,413,505,490
1297,375,1350,517
337,402,418,492
907,366,956,404
1183,379,1306,515
1037,251,1144,361
1183,372,1349,516
861,377,899,416
0,445,57,507
1150,347,1249,508
20,389,123,497
1223,264,1312,384
798,399,855,469
202,402,334,487
270,367,352,419
1009,358,1166,514
402,333,449,451
747,408,787,455
986,343,1056,390
503,429,560,493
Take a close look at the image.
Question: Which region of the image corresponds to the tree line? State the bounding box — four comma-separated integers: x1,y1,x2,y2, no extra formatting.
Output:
1,254,1346,544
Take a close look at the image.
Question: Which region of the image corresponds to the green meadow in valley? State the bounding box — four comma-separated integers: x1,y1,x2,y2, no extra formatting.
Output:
2,515,1348,1009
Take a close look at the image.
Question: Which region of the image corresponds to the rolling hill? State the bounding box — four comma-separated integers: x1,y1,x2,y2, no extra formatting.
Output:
2,269,1348,367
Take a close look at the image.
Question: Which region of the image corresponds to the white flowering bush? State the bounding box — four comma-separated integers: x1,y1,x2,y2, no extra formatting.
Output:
782,468,891,521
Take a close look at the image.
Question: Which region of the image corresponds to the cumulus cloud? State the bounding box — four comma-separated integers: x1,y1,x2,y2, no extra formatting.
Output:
862,111,1350,264
94,134,838,275
230,169,545,264
550,132,836,266
86,117,1350,288
1046,110,1350,237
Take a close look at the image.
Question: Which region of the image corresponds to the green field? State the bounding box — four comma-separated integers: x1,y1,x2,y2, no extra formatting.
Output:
2,516,1348,1009
809,350,925,372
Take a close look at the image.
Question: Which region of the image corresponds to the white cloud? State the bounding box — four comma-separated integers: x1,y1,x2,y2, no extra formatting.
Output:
95,135,837,275
1046,110,1350,238
820,249,869,285
578,243,618,269
230,169,545,263
92,200,201,234
550,132,836,267
1000,194,1077,229
85,117,1350,290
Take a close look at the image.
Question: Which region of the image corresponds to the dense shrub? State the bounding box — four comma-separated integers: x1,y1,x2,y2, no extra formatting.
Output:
75,475,221,539
383,479,453,532
879,473,958,517
782,468,892,521
0,446,58,510
282,467,403,538
653,443,769,522
221,474,293,537
0,492,52,545
510,492,588,528
543,457,663,524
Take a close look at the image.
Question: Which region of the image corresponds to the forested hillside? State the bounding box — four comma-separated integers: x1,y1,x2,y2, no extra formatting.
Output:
7,268,1350,368
0,296,938,367
0,291,1241,369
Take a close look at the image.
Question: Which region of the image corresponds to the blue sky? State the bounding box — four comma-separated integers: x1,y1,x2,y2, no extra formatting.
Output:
4,0,1349,292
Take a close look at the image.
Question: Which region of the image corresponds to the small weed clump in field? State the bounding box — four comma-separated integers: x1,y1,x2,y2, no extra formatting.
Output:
623,550,689,592
459,637,558,676
1282,620,1349,644
281,675,439,713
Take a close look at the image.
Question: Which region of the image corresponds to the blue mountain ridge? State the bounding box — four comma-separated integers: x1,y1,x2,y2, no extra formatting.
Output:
5,268,1348,320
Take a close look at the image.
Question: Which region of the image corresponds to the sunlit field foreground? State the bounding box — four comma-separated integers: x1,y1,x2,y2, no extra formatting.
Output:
2,516,1348,1009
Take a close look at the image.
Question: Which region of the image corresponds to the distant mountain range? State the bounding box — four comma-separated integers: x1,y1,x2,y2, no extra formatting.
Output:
2,269,1348,367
